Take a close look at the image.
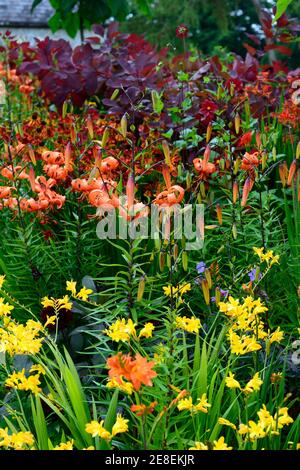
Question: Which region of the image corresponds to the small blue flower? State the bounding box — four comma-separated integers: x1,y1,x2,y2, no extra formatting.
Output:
196,261,206,274
248,268,262,282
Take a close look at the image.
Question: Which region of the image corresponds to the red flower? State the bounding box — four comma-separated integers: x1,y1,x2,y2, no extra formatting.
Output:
237,131,252,147
198,99,218,125
176,24,188,39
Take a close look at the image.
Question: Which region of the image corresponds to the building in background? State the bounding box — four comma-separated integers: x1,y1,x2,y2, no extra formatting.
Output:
0,0,81,44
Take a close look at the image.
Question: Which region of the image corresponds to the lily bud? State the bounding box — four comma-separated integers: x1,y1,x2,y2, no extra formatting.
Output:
86,115,94,139
28,145,36,166
70,125,77,143
204,268,212,289
159,251,165,271
234,113,240,134
261,151,267,170
162,140,171,166
256,132,261,148
204,145,211,163
182,251,188,271
279,162,288,187
110,89,119,100
272,146,277,162
233,181,239,204
201,279,210,305
215,287,221,306
200,182,206,198
101,127,109,148
216,203,222,225
173,243,179,260
206,123,212,143
219,158,225,171
287,160,297,186
241,177,254,207
233,158,241,175
120,114,127,138
296,142,300,159
232,222,237,240
137,276,146,302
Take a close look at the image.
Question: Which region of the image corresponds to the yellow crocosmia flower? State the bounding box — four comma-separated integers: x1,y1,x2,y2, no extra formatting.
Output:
276,407,294,428
104,318,136,342
53,440,74,450
175,316,201,334
189,442,208,450
269,327,284,344
0,298,14,317
44,315,56,328
296,443,300,450
163,285,173,297
107,376,134,395
30,364,46,375
177,396,193,411
257,405,275,431
194,394,211,413
243,373,263,394
0,319,44,356
212,436,233,450
247,421,266,440
57,296,72,310
179,283,191,295
218,417,237,430
270,255,279,266
139,322,155,339
66,280,77,296
253,247,265,260
6,431,34,450
77,287,93,301
41,297,55,308
5,369,42,395
112,414,129,437
238,423,250,435
225,372,241,389
83,446,95,450
0,275,5,289
85,420,111,440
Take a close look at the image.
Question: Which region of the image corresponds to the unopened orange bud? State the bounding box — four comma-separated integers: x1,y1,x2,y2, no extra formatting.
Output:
241,177,254,207
162,164,171,189
216,203,222,225
173,243,179,260
64,142,72,171
204,145,211,163
70,125,77,144
279,161,288,187
287,160,297,186
201,279,210,305
234,113,240,134
162,140,171,166
28,145,36,166
206,123,212,143
159,251,165,271
256,132,261,148
86,115,94,139
126,174,135,211
233,181,239,204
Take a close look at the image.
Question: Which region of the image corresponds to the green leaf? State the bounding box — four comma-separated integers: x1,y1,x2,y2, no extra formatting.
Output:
62,12,80,38
48,12,61,33
31,0,43,13
275,0,294,20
